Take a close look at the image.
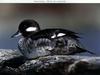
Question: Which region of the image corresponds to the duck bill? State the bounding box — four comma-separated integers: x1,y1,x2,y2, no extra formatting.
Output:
11,31,22,38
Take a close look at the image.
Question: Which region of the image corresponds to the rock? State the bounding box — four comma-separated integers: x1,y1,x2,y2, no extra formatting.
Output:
0,49,100,75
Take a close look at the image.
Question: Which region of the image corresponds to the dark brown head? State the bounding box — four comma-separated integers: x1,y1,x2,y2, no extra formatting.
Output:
11,19,40,38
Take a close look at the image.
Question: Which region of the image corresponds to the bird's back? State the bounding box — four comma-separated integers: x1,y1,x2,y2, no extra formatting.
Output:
30,28,80,40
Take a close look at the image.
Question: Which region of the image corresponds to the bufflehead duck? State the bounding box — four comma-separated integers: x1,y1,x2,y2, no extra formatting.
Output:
11,19,95,59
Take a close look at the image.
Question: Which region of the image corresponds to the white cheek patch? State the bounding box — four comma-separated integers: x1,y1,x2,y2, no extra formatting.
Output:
57,33,66,37
26,27,37,32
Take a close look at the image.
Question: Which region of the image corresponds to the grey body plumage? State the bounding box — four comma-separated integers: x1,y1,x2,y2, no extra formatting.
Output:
11,19,95,59
18,32,81,59
18,38,53,59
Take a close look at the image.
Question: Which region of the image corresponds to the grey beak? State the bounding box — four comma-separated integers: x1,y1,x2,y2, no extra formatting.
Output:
11,31,21,38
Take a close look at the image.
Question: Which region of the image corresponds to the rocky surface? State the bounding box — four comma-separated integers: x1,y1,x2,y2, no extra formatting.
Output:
0,49,100,75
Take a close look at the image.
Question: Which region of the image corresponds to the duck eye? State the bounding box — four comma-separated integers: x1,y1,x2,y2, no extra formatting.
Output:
26,27,37,32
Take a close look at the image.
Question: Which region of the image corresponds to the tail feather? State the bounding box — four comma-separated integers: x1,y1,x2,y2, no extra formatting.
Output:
76,46,96,55
86,50,96,55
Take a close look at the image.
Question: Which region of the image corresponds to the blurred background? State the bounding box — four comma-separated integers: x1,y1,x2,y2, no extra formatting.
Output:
0,4,100,55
